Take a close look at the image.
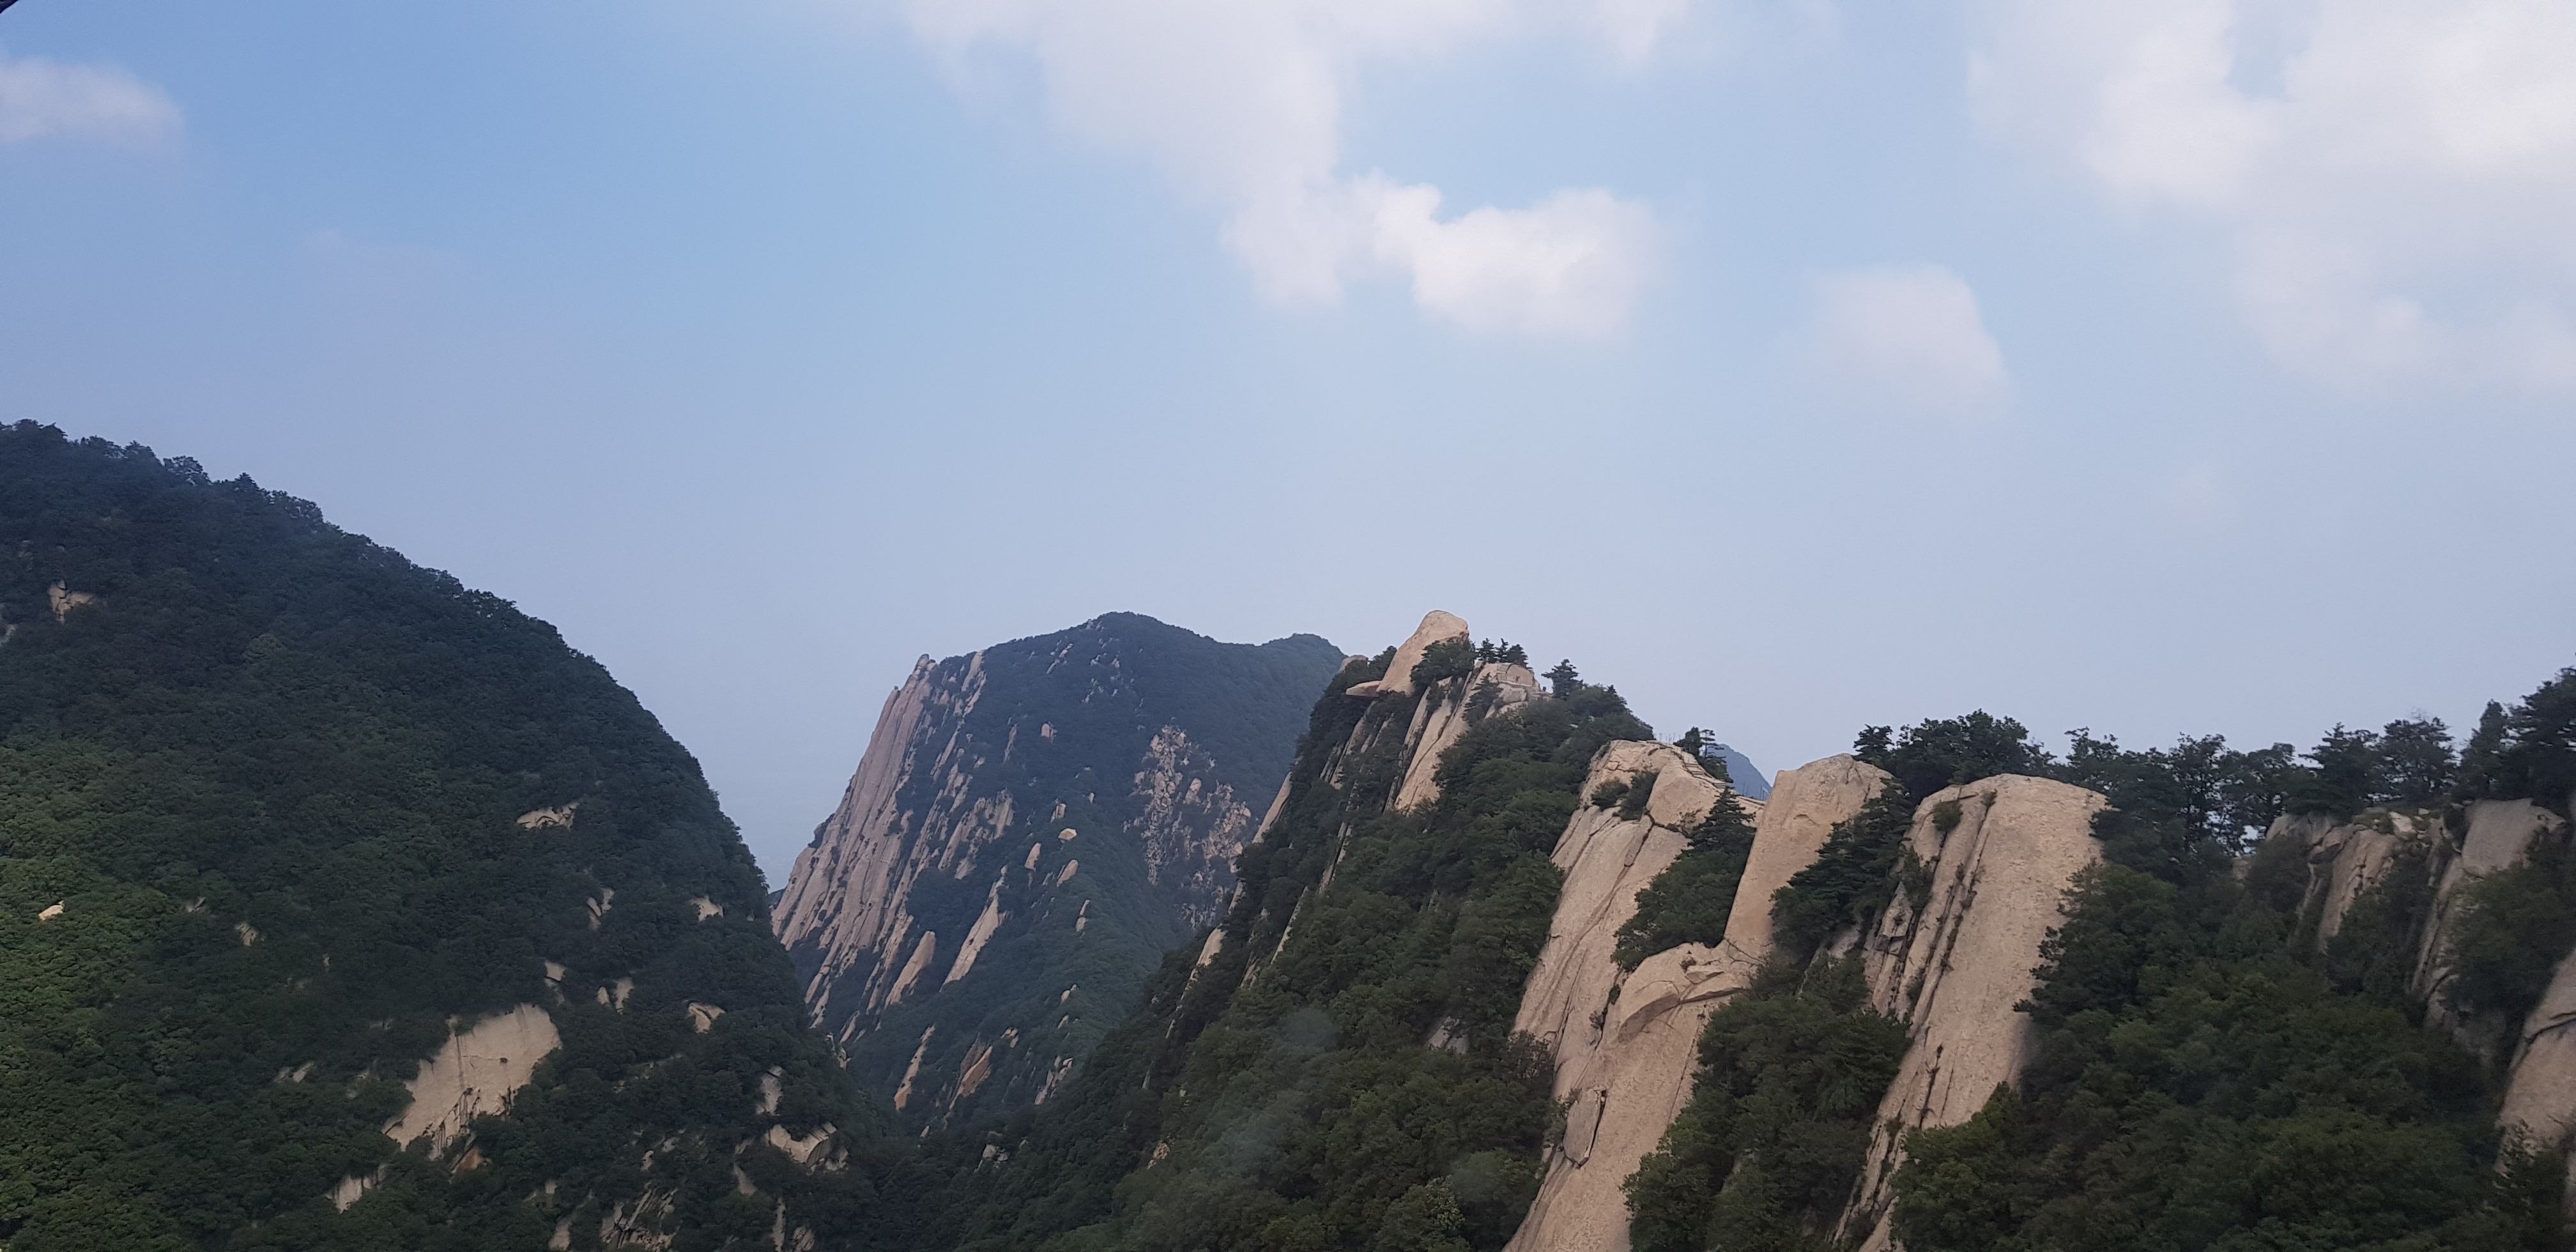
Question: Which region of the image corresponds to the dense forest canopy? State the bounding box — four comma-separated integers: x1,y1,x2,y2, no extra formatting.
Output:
0,424,910,1250
1628,670,2576,1252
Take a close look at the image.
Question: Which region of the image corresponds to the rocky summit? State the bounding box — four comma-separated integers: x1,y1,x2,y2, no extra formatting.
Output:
772,614,1344,1126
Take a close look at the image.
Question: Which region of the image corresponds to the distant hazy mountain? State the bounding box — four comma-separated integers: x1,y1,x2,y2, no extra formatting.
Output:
772,614,1344,1126
1706,742,1769,800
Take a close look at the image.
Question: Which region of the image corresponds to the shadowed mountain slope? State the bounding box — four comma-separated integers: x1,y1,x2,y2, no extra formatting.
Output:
0,424,907,1250
774,614,1344,1127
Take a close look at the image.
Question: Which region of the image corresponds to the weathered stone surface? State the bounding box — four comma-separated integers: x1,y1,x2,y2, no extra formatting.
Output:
46,581,96,622
773,617,1340,1122
1340,610,1469,700
1128,726,1259,927
1392,661,1545,810
1843,775,2107,1251
2415,800,2566,1048
943,883,1007,986
1721,754,1890,961
2504,950,2576,1143
774,654,973,1020
382,1004,562,1156
1504,752,1886,1252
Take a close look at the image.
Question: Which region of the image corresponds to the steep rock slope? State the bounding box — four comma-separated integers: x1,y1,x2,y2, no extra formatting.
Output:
773,615,1344,1126
2281,798,2576,1206
923,610,1655,1252
1839,776,2108,1249
1504,752,1887,1252
0,425,889,1249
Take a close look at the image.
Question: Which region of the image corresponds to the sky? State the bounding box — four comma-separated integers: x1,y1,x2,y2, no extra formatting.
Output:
4,0,2572,882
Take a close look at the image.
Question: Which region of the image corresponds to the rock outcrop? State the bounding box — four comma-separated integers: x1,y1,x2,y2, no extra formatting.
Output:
1504,753,1888,1252
1392,659,1546,810
382,1005,562,1155
1840,775,2108,1251
1340,610,1468,701
1220,613,1556,995
2278,799,2571,1052
2414,801,2565,1044
2284,799,2576,1205
774,614,1343,1124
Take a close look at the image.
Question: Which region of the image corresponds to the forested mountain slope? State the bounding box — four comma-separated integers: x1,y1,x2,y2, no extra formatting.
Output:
907,611,2576,1252
906,611,1655,1249
773,615,1344,1127
16,417,2576,1252
0,425,905,1251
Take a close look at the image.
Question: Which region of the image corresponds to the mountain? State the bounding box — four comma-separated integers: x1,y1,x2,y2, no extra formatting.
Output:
15,415,2576,1252
0,424,904,1251
916,612,2576,1252
772,614,1346,1127
1705,744,1768,800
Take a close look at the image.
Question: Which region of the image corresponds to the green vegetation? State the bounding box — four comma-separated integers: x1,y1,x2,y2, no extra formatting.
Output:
1880,683,2576,1252
2460,669,2576,815
916,647,1653,1251
1623,960,1908,1252
1414,637,1476,686
1670,729,1733,786
1612,793,1757,971
2438,668,2576,1028
1591,768,1657,819
1892,859,2561,1251
1623,689,2576,1252
0,425,905,1249
1851,712,2052,805
1767,785,1916,962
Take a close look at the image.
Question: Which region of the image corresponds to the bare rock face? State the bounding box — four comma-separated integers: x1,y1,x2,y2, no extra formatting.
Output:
382,1004,562,1156
1392,660,1546,810
1341,610,1469,700
1130,726,1262,926
775,653,989,1024
1721,754,1892,960
2413,800,2565,1045
1841,775,2107,1251
1503,752,1885,1252
1195,617,1560,1006
773,615,1342,1125
2266,799,2576,1215
2278,810,2421,949
2274,800,2568,1058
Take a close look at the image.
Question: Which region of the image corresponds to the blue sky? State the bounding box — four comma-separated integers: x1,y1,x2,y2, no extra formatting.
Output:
5,0,2572,880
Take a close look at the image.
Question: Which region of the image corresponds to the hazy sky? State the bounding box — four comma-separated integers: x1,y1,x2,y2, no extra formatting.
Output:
6,0,2572,881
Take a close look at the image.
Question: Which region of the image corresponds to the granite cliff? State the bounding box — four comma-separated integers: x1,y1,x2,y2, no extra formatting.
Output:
2280,797,2576,1214
1505,751,1880,1252
772,614,1344,1125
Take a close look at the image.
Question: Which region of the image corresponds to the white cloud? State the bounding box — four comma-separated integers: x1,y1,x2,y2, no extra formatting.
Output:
1972,0,2576,393
900,0,1667,338
0,47,180,146
1799,265,2009,416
